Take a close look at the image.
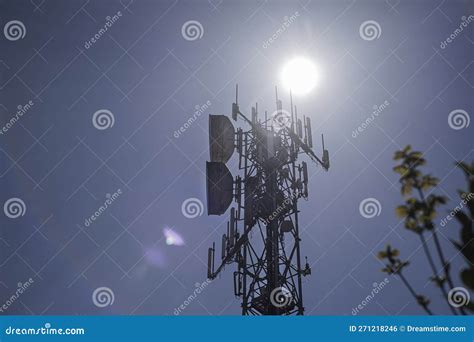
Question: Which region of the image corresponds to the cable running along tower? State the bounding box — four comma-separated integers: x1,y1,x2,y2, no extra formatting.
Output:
206,85,329,315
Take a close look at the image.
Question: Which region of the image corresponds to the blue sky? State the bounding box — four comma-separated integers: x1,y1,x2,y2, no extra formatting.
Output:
0,0,473,315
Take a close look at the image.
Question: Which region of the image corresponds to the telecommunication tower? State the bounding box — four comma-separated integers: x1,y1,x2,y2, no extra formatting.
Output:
206,85,329,315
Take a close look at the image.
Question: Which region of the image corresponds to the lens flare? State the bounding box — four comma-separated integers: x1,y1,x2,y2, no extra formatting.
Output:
144,247,166,268
163,228,185,246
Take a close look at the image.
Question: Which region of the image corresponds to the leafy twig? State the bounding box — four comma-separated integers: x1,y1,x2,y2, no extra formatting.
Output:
378,245,433,315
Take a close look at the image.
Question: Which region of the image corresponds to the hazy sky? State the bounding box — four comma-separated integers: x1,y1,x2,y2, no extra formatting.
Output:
0,0,473,316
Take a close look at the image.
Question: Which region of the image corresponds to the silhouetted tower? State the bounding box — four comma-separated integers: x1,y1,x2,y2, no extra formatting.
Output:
206,86,329,315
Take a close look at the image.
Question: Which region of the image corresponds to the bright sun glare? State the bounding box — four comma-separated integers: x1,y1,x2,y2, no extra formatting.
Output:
280,57,321,96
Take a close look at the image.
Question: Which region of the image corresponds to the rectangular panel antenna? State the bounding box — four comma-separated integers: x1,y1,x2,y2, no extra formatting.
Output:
232,84,239,121
230,207,236,247
302,161,308,184
221,234,227,260
207,243,214,279
297,119,303,139
305,117,313,148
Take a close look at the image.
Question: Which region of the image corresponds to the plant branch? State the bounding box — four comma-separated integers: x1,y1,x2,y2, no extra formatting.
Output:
417,187,467,315
398,272,433,315
419,233,457,315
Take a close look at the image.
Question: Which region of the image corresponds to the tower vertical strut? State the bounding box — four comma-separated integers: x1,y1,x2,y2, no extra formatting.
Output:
206,85,329,315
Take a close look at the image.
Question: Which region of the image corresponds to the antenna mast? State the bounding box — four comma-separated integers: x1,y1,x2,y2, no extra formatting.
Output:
206,85,329,315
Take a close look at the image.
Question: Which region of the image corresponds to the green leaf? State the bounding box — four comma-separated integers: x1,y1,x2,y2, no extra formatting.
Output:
396,205,408,218
401,183,413,196
394,165,408,175
406,219,418,230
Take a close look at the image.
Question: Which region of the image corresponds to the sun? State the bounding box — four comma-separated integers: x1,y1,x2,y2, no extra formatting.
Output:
280,57,321,96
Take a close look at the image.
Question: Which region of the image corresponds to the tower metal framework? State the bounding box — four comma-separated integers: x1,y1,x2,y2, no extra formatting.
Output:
206,86,329,315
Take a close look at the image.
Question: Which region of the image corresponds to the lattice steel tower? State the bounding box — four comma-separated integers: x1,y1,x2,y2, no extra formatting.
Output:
206,86,329,315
